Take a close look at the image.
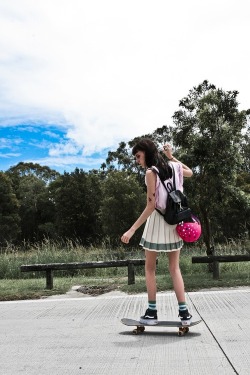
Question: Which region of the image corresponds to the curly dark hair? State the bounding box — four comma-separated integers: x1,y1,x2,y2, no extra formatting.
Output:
132,138,172,180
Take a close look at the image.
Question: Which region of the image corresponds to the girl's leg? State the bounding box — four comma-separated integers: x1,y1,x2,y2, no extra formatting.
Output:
145,250,158,301
140,250,158,324
167,250,185,302
167,250,192,324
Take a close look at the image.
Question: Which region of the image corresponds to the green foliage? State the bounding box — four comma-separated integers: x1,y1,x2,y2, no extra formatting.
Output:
6,163,60,241
0,172,20,244
100,171,146,245
106,141,133,171
50,168,103,244
172,80,250,251
7,162,60,183
17,175,55,241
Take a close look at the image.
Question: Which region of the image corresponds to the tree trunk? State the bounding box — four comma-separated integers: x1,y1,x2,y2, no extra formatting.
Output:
199,206,214,272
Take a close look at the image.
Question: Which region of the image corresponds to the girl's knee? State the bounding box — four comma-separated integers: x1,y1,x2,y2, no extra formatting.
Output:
145,251,157,273
145,262,156,274
168,264,181,277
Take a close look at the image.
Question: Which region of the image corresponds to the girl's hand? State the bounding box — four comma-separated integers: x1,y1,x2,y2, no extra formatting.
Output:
163,143,173,160
121,228,135,244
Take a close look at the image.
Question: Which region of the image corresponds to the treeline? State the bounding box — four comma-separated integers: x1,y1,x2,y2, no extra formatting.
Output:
0,166,146,248
0,81,249,252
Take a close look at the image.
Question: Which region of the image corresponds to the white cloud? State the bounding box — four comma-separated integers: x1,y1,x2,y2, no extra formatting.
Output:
0,0,249,164
42,130,60,139
0,137,23,149
0,152,21,158
48,140,82,157
28,154,105,172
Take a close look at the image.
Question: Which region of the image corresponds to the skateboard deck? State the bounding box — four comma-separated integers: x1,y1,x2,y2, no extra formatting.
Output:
121,318,202,336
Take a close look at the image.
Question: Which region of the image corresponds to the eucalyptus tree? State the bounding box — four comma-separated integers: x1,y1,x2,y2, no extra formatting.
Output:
105,126,174,173
172,80,250,252
104,127,175,190
7,162,60,183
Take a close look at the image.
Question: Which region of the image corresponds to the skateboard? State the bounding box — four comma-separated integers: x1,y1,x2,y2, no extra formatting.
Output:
121,318,202,336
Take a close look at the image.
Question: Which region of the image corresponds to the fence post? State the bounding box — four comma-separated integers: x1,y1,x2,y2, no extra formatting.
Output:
46,269,53,289
127,263,135,285
213,261,220,279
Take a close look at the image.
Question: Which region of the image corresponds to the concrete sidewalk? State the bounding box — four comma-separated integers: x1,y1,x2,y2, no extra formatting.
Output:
0,288,249,374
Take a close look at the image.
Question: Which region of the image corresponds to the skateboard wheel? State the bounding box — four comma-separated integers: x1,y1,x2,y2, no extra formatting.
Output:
138,326,145,333
133,326,145,335
178,327,189,336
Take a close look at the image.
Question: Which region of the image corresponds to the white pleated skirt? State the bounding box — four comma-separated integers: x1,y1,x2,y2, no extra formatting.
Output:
139,210,183,252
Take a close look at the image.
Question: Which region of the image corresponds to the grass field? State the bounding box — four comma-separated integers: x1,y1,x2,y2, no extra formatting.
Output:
0,239,249,301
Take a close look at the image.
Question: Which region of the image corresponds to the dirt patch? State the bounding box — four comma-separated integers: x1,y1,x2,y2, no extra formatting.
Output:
76,285,117,296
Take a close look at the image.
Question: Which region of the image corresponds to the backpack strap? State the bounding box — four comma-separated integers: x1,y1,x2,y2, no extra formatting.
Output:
151,165,175,193
169,164,176,190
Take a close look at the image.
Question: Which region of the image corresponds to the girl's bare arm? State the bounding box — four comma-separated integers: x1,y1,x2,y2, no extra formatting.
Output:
163,144,193,177
121,169,156,244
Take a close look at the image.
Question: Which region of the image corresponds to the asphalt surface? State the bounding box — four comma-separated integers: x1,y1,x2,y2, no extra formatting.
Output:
0,288,249,374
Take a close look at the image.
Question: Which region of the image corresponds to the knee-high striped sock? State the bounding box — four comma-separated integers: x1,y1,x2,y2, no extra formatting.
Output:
148,301,157,310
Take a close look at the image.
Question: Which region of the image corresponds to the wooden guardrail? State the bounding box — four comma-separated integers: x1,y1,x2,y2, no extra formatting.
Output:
192,255,250,279
20,259,146,289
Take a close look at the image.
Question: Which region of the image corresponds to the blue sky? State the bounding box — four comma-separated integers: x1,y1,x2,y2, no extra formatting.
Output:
0,0,249,174
0,123,108,173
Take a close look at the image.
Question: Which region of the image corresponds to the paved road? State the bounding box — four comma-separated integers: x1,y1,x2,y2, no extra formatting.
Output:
0,288,249,374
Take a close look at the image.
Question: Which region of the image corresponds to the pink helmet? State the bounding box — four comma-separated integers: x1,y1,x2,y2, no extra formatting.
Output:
176,215,201,242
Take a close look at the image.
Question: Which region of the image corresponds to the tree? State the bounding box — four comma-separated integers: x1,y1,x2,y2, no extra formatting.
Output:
105,127,174,174
50,168,103,244
104,127,175,191
16,175,56,241
6,163,59,242
0,173,20,245
7,162,60,183
106,142,133,171
172,80,250,253
100,171,146,246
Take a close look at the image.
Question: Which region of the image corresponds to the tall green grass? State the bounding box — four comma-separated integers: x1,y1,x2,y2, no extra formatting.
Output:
0,238,143,279
0,239,249,300
0,238,249,280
